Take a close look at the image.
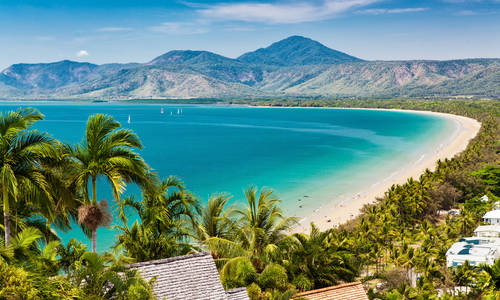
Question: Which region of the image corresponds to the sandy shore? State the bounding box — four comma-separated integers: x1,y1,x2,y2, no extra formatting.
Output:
280,108,482,233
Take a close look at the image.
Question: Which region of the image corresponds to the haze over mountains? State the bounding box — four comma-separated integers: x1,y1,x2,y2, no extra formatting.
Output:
1,36,498,100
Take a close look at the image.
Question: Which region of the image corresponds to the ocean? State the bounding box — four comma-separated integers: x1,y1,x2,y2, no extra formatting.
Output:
0,102,456,251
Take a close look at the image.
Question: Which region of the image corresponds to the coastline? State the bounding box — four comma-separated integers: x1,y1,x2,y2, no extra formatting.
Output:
271,108,482,233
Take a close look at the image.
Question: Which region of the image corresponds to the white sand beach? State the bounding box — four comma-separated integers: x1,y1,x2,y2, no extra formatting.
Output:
288,108,482,233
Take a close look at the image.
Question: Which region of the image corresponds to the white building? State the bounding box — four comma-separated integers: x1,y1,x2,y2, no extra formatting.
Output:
483,210,500,225
446,237,500,267
474,225,500,238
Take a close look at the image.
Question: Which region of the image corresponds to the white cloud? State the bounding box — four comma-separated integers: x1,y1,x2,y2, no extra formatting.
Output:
357,7,428,15
197,0,379,24
97,27,133,32
76,50,89,57
149,22,209,34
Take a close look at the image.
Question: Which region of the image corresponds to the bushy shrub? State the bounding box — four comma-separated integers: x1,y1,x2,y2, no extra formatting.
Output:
292,274,313,292
257,264,288,291
246,282,262,300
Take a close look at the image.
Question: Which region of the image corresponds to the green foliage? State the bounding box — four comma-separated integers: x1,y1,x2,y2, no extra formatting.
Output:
257,264,288,291
70,113,150,252
246,283,262,300
472,165,500,196
0,100,498,298
115,176,198,261
67,252,155,299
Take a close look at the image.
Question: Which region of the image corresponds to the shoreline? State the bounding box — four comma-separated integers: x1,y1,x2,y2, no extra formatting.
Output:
266,107,482,233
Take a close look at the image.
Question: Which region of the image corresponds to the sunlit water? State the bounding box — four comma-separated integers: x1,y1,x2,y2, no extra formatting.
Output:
0,102,456,252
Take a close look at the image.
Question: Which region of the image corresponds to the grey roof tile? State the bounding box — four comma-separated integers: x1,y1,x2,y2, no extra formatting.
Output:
226,287,250,300
128,252,247,300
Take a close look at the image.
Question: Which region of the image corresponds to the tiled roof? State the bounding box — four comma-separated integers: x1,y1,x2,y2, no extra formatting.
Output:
226,287,250,300
128,252,248,300
293,282,368,300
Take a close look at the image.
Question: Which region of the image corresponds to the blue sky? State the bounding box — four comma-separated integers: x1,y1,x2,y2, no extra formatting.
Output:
0,0,499,69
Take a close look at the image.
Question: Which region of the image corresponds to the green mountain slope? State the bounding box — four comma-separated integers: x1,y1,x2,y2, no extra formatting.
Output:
0,36,498,99
238,35,362,66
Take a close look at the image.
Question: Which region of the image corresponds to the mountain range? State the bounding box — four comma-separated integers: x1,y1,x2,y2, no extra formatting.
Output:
1,35,499,100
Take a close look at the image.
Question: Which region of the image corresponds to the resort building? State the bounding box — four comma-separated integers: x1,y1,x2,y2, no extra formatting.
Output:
127,252,249,300
446,205,500,268
483,209,500,225
292,282,368,300
446,237,500,267
474,225,500,238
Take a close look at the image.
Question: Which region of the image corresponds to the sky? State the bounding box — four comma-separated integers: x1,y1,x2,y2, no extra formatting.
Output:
0,0,499,69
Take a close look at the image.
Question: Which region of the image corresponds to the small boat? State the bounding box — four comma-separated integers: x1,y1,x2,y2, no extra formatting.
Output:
180,108,183,114
177,108,180,114
127,115,131,124
161,107,164,114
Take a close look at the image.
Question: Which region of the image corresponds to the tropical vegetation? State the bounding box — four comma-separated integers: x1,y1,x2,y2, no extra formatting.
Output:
0,99,498,299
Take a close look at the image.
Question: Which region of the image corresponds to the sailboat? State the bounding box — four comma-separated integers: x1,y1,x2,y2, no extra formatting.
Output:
127,115,131,124
180,108,183,114
177,108,180,114
161,107,164,114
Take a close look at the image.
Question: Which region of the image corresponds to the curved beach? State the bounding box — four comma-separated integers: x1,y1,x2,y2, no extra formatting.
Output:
293,109,482,232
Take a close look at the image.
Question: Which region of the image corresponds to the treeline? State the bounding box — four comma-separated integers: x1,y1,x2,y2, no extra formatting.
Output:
0,99,499,299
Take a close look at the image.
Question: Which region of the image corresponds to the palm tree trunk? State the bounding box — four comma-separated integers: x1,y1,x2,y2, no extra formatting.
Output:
3,188,10,246
92,176,97,204
92,228,97,252
91,176,97,252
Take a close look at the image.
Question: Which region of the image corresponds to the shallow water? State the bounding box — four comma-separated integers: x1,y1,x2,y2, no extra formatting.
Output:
0,102,455,251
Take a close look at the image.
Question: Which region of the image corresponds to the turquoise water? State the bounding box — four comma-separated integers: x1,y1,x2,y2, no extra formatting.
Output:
0,103,456,252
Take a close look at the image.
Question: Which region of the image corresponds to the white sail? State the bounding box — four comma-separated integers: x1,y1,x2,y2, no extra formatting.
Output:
127,115,131,124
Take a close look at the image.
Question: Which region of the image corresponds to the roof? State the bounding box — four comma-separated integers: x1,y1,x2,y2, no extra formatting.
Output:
226,288,251,300
483,210,500,219
474,225,500,233
293,282,368,300
128,252,248,300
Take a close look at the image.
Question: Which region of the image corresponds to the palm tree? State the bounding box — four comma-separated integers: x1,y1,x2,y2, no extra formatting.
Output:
69,114,149,252
235,186,297,262
280,223,359,290
115,176,198,260
0,108,59,245
68,252,155,299
194,193,235,242
207,185,297,272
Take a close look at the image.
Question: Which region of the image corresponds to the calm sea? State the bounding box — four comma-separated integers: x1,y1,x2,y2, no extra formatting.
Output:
0,102,455,252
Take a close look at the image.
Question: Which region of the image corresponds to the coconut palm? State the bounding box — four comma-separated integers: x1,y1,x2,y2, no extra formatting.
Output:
69,114,149,252
115,176,199,260
235,186,298,262
68,252,155,299
0,107,59,246
194,193,235,242
207,186,297,273
280,223,359,290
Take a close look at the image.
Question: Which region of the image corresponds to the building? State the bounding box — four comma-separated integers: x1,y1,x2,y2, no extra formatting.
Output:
446,237,500,267
483,210,500,225
292,282,368,300
474,225,500,238
127,252,249,300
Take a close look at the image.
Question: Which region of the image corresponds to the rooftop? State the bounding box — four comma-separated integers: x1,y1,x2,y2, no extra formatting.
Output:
128,252,248,300
474,225,500,233
483,210,500,219
293,282,368,300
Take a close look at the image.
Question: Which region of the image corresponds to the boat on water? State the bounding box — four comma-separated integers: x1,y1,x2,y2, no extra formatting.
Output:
127,115,131,124
177,108,180,114
161,107,164,114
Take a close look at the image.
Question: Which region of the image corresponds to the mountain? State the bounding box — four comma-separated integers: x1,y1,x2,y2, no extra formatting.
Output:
238,35,362,66
0,36,498,100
